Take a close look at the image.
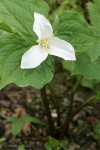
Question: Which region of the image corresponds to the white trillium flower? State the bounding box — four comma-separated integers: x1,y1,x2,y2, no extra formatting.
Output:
21,13,76,69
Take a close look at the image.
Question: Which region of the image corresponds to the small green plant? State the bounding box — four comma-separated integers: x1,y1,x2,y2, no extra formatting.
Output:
93,123,100,149
44,136,68,150
6,115,44,137
0,137,6,149
17,145,25,150
93,123,100,140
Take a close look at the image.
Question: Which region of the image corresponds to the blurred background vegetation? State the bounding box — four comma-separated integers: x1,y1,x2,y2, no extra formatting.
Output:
45,0,93,21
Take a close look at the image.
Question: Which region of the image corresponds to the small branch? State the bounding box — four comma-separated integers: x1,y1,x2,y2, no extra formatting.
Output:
40,86,55,137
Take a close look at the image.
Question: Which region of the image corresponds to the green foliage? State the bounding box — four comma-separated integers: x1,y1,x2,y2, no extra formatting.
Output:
0,138,6,144
0,34,54,90
0,0,49,42
0,0,54,89
45,0,83,17
17,145,25,150
0,0,100,90
87,0,100,34
93,123,100,140
55,11,98,53
0,138,6,149
44,136,68,150
0,0,48,38
6,115,44,137
62,1,100,89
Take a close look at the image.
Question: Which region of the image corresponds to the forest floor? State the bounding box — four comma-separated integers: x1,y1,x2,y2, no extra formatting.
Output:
0,72,100,150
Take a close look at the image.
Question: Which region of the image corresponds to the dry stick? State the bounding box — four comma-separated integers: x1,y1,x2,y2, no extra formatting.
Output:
40,86,55,137
48,84,61,127
60,95,96,139
60,76,83,138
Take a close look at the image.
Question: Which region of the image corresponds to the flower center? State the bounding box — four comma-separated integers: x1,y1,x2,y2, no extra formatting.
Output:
40,38,48,48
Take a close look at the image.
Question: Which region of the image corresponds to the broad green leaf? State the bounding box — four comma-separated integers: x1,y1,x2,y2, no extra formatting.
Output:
0,0,49,43
81,78,97,89
87,43,100,61
12,119,24,137
0,34,54,89
0,23,12,33
55,11,98,53
0,29,3,35
17,145,25,150
87,0,100,34
62,60,75,72
72,52,100,81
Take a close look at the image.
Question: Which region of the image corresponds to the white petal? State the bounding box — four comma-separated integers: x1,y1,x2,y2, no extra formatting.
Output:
49,37,76,61
21,45,48,69
33,12,53,40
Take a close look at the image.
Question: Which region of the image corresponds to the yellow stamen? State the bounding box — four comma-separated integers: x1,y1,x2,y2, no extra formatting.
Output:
40,38,48,48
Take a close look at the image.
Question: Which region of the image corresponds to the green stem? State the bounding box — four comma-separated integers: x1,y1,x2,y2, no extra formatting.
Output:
40,86,55,137
71,76,83,93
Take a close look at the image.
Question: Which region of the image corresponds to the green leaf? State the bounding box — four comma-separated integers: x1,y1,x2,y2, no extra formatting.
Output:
0,0,49,43
6,115,44,137
17,145,25,150
6,117,18,123
81,78,98,89
93,123,100,140
44,136,59,150
87,43,100,61
0,23,12,33
60,140,69,149
52,15,59,33
0,0,49,33
55,11,98,53
0,138,6,144
49,136,59,147
44,143,52,150
12,119,24,137
87,0,100,34
0,34,54,89
22,115,44,125
72,52,100,81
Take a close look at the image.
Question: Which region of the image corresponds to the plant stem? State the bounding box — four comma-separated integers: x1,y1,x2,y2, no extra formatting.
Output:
72,95,96,116
71,76,83,93
60,76,83,138
40,86,55,137
48,84,61,127
68,76,83,119
60,95,96,138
